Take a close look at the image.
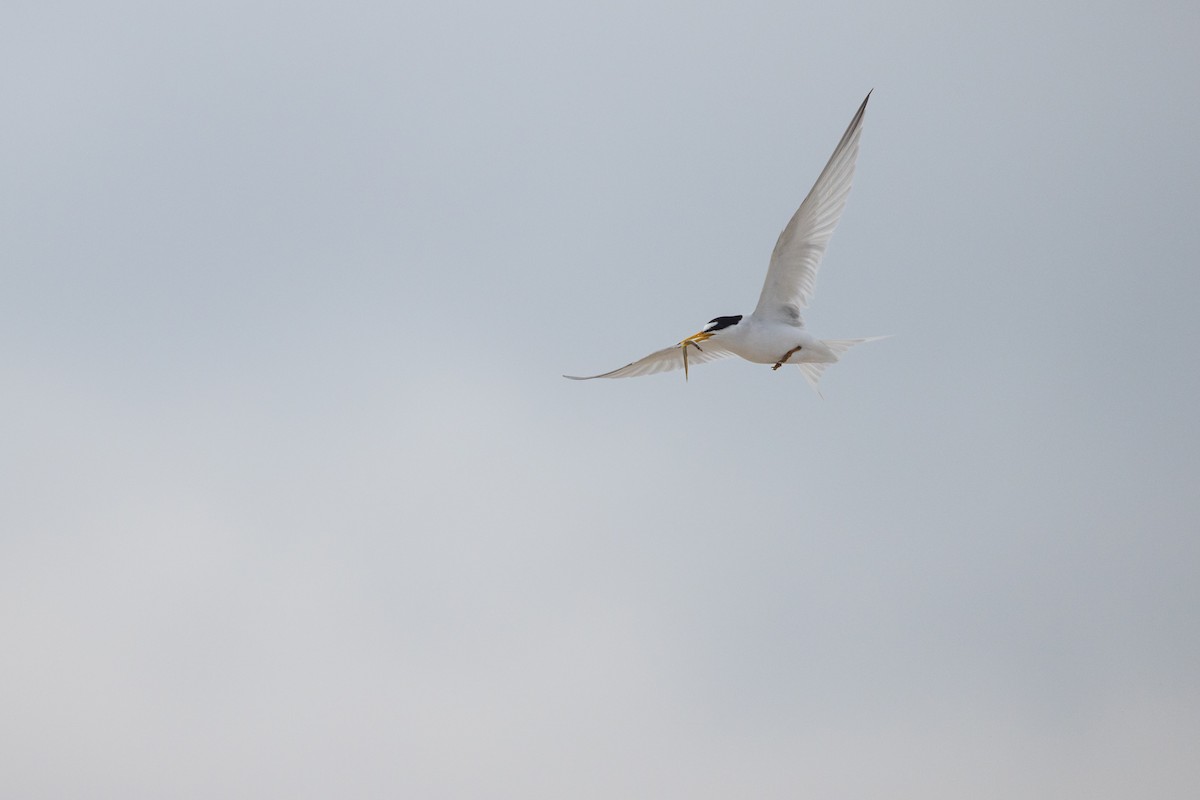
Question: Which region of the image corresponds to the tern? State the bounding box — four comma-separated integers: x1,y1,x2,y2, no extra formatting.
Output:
565,92,884,393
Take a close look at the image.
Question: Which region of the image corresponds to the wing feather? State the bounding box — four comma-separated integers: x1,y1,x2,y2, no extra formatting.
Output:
564,342,733,380
753,92,871,322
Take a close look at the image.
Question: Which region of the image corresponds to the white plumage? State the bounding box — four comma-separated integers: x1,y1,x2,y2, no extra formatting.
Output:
565,92,884,392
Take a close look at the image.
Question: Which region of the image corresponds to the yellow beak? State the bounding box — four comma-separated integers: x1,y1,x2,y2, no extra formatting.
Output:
678,330,714,381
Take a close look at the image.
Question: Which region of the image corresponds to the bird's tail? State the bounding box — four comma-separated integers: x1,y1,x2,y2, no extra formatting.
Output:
798,336,889,396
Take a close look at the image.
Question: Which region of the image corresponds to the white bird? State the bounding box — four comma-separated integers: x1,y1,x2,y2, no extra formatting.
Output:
565,92,885,393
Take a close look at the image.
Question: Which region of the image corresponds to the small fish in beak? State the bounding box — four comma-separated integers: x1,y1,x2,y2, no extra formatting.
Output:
678,330,714,381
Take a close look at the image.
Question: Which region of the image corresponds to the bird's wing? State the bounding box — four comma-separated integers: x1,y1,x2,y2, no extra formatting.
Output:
752,91,870,323
564,342,734,380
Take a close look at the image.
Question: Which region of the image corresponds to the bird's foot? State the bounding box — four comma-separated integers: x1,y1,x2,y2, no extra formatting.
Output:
771,345,803,371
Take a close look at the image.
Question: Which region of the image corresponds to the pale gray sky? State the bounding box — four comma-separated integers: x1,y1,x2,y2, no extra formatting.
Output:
3,1,1199,797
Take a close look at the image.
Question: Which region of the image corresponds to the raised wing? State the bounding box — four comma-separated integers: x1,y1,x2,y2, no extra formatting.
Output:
753,91,870,323
564,341,733,380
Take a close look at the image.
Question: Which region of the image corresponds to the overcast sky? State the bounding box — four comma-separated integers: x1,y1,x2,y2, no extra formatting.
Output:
3,1,1199,797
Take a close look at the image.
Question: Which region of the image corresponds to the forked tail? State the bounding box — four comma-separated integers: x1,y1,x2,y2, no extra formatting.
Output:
798,336,889,396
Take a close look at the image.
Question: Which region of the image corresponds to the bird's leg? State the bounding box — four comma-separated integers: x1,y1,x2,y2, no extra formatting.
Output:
771,345,803,371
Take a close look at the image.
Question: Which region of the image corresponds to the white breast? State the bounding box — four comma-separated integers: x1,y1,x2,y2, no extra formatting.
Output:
718,317,824,365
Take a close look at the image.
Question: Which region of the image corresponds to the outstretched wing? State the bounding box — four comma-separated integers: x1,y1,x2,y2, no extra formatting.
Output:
753,91,870,323
564,342,734,380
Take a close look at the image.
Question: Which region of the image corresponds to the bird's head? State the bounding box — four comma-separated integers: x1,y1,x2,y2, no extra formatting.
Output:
680,315,743,349
677,315,743,380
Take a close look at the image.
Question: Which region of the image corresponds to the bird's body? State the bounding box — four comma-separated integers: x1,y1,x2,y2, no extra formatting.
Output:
565,92,884,392
712,318,825,367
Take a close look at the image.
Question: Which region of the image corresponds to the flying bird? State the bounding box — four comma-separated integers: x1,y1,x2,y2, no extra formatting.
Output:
564,92,884,393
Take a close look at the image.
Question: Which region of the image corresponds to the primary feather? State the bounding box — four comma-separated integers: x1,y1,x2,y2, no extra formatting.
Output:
563,342,734,380
753,90,870,324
